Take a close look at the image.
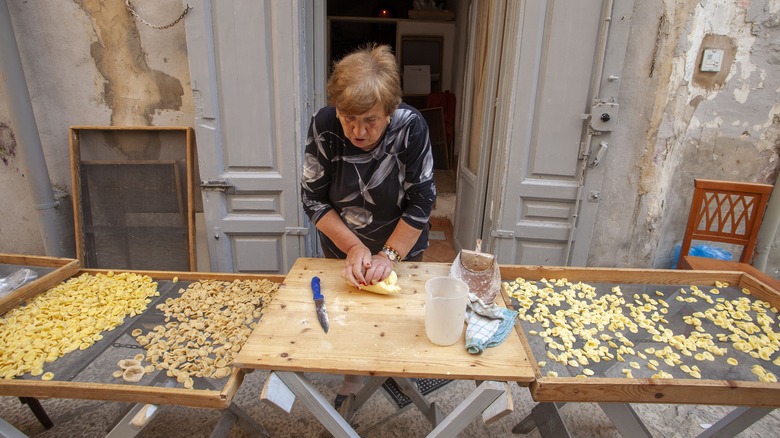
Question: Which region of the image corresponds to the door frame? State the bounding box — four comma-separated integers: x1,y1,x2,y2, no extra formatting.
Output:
452,0,508,254
457,0,634,266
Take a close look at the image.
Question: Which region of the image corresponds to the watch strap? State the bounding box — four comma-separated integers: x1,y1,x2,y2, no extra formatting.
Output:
381,245,400,262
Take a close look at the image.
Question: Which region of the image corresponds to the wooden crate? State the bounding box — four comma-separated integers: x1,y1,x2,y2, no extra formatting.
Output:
500,265,780,408
0,253,80,315
0,269,284,409
69,126,197,271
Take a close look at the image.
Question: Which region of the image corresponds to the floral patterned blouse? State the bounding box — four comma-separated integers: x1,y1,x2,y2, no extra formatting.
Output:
301,103,436,259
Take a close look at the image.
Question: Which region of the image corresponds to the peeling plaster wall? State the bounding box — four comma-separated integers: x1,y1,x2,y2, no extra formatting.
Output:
0,0,193,255
589,0,780,279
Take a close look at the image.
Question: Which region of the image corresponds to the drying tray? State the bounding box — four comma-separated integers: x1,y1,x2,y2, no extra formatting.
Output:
0,253,80,316
0,269,284,410
500,265,780,408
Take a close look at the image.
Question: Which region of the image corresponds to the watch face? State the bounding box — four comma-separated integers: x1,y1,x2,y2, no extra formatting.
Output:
384,248,397,261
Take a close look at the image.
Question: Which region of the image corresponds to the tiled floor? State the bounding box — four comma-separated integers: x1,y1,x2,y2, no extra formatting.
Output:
423,217,456,263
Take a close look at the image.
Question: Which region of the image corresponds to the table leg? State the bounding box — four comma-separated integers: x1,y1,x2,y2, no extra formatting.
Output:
209,403,270,438
339,376,388,422
695,407,774,438
105,377,176,438
18,398,52,430
393,378,444,426
275,371,360,438
482,382,514,424
105,403,153,438
511,402,571,437
598,403,652,438
0,417,28,438
425,381,505,438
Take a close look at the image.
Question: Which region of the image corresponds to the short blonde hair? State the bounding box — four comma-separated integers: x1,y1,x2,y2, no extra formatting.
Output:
327,44,402,116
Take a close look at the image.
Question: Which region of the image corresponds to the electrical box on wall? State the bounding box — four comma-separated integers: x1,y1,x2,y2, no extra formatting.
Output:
700,48,724,72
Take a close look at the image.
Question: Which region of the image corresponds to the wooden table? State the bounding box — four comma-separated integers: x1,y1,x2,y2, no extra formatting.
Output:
0,267,284,438
498,265,780,438
235,258,534,437
679,255,780,292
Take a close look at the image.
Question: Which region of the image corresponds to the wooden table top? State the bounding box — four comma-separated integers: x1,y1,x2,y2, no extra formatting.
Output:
235,258,534,383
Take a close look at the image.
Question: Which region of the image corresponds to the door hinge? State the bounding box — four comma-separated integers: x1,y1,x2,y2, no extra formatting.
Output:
285,227,310,236
578,141,590,160
490,230,515,239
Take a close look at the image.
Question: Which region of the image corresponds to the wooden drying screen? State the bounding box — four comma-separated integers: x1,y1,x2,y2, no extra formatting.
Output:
70,126,196,271
0,268,284,409
500,265,780,407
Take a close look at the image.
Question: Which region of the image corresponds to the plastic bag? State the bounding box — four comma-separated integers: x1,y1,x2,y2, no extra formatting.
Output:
0,268,39,298
671,244,732,268
449,249,502,304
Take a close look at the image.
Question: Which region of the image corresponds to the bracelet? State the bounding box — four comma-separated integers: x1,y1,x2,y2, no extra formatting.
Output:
381,245,401,263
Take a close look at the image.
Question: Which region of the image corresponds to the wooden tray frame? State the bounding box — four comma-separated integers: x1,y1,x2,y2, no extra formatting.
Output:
0,253,80,315
69,126,197,271
0,269,284,409
499,265,780,408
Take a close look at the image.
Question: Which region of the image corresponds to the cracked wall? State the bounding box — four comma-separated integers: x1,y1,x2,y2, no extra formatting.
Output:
0,0,193,254
590,0,780,277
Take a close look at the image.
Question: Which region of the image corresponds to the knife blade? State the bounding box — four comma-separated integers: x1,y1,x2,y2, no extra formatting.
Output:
311,276,330,333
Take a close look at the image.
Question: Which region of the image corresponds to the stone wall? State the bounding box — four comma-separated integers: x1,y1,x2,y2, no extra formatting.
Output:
589,0,780,277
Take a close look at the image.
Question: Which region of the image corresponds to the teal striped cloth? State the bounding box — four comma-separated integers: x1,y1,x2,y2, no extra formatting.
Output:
465,293,518,354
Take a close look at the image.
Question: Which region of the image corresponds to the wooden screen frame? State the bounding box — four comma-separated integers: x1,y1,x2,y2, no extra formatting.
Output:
69,126,196,271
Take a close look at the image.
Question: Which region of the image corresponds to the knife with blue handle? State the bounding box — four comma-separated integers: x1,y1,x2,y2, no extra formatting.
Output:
311,276,329,333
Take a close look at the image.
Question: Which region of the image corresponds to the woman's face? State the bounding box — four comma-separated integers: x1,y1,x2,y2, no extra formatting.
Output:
337,102,390,151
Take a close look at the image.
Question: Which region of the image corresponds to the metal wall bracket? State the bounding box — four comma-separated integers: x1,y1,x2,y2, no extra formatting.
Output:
589,102,619,132
588,142,609,167
490,230,516,239
200,179,235,193
285,227,309,236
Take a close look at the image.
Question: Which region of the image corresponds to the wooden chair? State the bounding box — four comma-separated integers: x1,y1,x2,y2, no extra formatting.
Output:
677,178,779,290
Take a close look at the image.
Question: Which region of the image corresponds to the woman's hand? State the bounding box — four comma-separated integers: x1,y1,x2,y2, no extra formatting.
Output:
363,254,394,285
342,244,372,287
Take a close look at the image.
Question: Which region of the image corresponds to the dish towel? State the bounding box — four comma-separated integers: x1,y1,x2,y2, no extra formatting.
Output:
465,293,518,354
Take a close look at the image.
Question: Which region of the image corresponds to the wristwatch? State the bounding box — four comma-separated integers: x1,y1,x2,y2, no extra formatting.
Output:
380,245,400,263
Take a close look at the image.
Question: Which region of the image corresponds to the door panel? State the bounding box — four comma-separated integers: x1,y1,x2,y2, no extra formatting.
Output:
503,0,603,265
482,0,634,266
184,0,309,273
531,2,601,178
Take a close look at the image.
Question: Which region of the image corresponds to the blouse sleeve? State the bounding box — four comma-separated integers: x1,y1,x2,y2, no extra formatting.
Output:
300,113,333,224
400,111,436,229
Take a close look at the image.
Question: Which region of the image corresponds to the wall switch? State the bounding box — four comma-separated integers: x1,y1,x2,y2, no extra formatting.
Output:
700,48,724,72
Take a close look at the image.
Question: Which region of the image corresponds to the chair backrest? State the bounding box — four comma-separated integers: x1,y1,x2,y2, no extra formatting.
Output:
678,179,773,266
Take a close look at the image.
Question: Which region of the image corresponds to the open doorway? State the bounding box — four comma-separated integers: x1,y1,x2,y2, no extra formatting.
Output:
323,0,462,262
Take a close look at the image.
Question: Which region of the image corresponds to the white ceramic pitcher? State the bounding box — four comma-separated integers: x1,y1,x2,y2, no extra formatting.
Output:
424,276,469,346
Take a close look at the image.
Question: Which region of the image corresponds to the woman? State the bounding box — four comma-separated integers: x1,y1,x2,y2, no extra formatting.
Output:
300,44,436,407
301,44,436,288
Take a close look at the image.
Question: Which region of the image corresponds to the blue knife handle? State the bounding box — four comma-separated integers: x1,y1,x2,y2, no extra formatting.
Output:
311,276,324,300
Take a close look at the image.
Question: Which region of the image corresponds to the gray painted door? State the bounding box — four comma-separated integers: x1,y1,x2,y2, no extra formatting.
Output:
456,0,634,266
184,1,311,273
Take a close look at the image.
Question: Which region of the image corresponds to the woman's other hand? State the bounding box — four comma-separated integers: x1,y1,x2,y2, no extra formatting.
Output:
342,244,372,287
364,255,394,286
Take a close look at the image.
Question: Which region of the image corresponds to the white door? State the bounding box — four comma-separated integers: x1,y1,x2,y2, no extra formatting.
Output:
184,1,312,273
455,0,634,266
